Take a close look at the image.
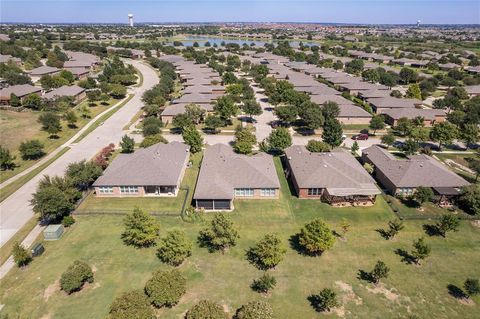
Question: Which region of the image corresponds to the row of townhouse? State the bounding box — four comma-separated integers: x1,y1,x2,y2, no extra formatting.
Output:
0,84,86,106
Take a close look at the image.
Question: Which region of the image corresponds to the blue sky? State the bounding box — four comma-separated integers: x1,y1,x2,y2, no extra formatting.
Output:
1,0,479,24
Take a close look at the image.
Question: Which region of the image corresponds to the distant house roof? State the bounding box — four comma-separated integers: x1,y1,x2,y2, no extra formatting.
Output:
285,146,380,196
0,54,21,64
338,104,373,119
310,94,352,105
161,103,214,117
295,85,340,95
382,108,446,121
43,85,85,100
67,67,90,76
64,60,92,68
368,97,422,109
93,142,190,187
29,66,60,76
362,145,469,189
0,84,41,99
465,85,480,95
358,89,392,99
193,144,280,200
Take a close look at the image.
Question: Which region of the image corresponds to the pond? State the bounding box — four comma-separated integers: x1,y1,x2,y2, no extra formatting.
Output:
164,36,320,48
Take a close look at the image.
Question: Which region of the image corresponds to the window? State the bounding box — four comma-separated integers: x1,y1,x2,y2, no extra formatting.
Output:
98,186,113,194
120,186,138,194
234,188,254,197
308,188,321,196
260,188,276,197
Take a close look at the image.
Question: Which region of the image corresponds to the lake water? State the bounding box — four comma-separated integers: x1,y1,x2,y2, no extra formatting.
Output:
165,36,319,48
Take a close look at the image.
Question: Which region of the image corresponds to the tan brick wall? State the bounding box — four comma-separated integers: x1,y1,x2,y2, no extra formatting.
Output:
338,117,371,125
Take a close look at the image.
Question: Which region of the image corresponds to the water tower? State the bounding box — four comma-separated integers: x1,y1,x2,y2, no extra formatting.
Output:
128,14,134,27
416,20,421,27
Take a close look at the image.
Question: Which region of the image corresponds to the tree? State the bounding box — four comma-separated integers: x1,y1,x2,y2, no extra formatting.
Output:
65,110,78,128
309,288,339,312
185,300,226,319
406,83,422,100
60,260,94,294
12,242,32,267
172,113,194,130
157,230,192,266
306,140,331,153
234,301,273,319
110,84,127,98
345,58,364,74
247,233,286,270
370,260,389,285
267,127,292,152
214,96,239,121
182,125,203,153
22,93,43,110
234,127,257,154
300,103,324,129
387,219,404,239
198,213,239,252
185,103,206,125
120,134,135,153
274,104,298,123
251,273,277,294
19,139,45,160
122,207,160,248
430,122,459,150
140,134,167,148
297,218,335,255
435,214,460,237
321,101,340,120
411,237,431,265
459,184,480,215
142,116,162,136
395,118,413,136
204,115,224,133
38,112,62,137
351,141,359,154
0,145,15,170
87,89,102,104
464,278,480,298
66,160,103,190
10,93,21,107
322,118,343,147
108,290,154,319
144,269,186,308
369,115,385,135
414,186,434,205
242,99,262,121
402,139,420,155
460,123,479,148
399,67,418,84
79,104,92,118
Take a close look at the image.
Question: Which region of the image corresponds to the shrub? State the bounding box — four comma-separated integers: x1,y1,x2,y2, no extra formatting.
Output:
156,230,192,266
62,215,75,227
60,260,94,294
297,218,335,255
108,290,154,319
198,213,239,252
144,269,186,308
306,140,331,152
464,278,480,297
246,233,286,270
309,288,339,312
251,273,277,294
122,207,160,248
19,139,45,160
234,301,273,319
12,242,32,267
185,300,226,319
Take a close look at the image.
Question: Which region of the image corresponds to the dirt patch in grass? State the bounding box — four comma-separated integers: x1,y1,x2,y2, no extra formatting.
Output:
335,281,363,305
44,280,60,301
458,298,475,306
366,283,400,302
39,313,52,319
471,220,480,228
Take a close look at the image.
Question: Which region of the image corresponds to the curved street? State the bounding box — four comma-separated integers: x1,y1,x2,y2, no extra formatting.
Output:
0,60,159,247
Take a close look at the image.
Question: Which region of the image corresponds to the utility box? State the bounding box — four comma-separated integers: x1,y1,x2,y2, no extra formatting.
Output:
31,243,45,257
43,224,64,240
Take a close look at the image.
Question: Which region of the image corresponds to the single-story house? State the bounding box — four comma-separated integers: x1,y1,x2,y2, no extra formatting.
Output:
28,66,60,82
465,85,480,98
93,142,190,197
0,84,42,106
0,54,22,65
362,145,469,200
193,144,280,211
161,103,214,124
43,85,86,103
358,89,392,100
284,146,380,206
367,97,423,114
381,108,446,126
67,67,90,80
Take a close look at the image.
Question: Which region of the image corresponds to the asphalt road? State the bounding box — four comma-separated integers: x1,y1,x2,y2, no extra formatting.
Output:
0,60,159,247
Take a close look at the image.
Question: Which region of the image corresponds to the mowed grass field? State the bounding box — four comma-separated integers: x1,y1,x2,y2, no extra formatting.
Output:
0,99,119,184
0,158,479,319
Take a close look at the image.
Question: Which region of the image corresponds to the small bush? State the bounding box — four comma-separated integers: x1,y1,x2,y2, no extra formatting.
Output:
12,242,32,267
185,300,226,319
251,273,277,293
144,269,186,308
60,260,94,294
108,290,154,319
62,215,75,227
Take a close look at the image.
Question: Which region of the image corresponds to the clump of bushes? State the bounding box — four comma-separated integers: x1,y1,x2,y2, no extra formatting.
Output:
60,260,94,294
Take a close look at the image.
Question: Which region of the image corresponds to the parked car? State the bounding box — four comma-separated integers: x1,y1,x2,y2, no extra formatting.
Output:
352,133,369,140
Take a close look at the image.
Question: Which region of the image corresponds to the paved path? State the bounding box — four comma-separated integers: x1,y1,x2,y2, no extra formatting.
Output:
0,60,158,247
251,84,275,142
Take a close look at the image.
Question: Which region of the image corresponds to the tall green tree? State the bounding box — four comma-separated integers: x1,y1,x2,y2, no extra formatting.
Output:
370,260,390,285
12,242,32,267
247,233,287,270
297,218,335,255
38,112,62,137
435,214,460,237
322,118,343,147
157,230,192,266
267,127,292,152
198,213,239,253
234,127,257,154
369,115,385,135
122,207,160,248
182,125,203,153
430,122,459,150
411,237,431,265
120,134,135,153
0,145,15,170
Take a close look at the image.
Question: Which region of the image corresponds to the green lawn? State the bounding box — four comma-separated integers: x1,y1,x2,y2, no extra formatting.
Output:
0,98,120,183
1,157,479,319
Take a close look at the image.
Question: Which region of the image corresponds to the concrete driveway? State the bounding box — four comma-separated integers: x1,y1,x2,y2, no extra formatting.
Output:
0,60,159,247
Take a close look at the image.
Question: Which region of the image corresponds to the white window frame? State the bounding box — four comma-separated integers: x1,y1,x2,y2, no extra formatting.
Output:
98,186,113,194
308,188,321,196
260,188,276,197
120,186,138,194
234,188,254,197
